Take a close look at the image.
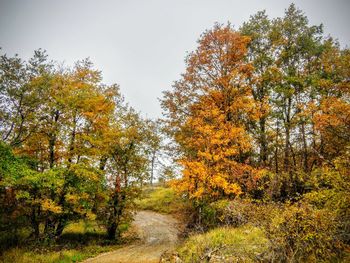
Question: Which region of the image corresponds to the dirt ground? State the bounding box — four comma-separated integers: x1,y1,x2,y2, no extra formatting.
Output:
84,211,182,263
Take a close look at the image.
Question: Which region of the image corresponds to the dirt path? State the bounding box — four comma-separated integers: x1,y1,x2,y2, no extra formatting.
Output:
84,211,181,263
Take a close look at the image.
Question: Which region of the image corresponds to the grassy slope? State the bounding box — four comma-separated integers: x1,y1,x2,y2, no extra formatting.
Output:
177,225,268,262
135,185,186,214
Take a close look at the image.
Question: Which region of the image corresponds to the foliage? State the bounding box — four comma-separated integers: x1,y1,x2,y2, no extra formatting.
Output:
0,49,157,245
186,197,348,262
163,23,264,203
162,2,350,204
0,142,36,244
303,150,350,246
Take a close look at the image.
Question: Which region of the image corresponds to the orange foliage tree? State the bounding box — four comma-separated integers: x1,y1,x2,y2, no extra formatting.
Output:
162,24,263,203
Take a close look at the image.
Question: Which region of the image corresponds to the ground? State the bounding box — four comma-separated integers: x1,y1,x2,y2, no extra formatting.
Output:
84,211,182,263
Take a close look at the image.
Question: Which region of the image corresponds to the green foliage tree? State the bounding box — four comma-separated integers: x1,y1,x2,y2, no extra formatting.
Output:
100,108,151,240
0,50,153,243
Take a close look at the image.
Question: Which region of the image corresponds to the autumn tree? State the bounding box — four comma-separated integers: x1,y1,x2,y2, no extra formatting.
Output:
162,24,263,204
240,5,326,175
312,45,350,163
236,5,350,200
0,51,123,239
98,107,151,239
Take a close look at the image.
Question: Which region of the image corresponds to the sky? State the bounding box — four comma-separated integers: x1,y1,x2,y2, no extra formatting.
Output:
1,0,349,119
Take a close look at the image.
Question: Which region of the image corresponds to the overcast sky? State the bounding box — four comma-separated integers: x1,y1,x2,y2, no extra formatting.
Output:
1,0,349,119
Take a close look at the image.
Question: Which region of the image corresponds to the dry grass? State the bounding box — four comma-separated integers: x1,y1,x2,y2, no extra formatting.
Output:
177,225,268,262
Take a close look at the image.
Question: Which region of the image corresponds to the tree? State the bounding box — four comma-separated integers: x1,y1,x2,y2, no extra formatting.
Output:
162,24,262,203
100,108,150,240
144,119,163,185
310,42,350,164
269,4,324,173
0,51,120,239
240,10,273,167
0,49,52,146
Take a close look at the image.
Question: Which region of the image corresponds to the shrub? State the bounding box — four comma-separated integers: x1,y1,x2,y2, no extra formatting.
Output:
196,198,281,231
263,202,342,262
303,156,350,247
188,198,347,262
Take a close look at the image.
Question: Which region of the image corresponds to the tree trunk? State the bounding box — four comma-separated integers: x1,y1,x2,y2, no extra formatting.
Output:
30,207,40,239
150,153,155,185
55,216,67,237
284,97,292,172
48,136,56,168
301,121,308,172
68,118,76,164
275,122,280,174
44,217,56,239
106,174,122,240
259,117,268,166
48,110,60,168
107,221,117,240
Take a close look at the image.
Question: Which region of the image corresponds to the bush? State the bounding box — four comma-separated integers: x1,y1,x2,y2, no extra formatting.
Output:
263,202,343,262
177,225,268,262
196,198,280,231
187,198,348,262
303,159,350,247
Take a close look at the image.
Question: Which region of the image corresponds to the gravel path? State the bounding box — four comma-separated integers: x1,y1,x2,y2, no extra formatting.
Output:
84,211,181,263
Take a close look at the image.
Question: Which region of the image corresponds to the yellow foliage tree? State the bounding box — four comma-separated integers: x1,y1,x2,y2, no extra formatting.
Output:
163,24,263,202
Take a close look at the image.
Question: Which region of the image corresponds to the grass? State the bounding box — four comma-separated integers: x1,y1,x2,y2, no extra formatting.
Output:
0,220,131,263
0,245,119,263
135,185,186,214
177,225,269,262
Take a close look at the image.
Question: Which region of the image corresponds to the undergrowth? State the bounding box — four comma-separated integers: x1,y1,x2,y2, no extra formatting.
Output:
0,220,133,263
